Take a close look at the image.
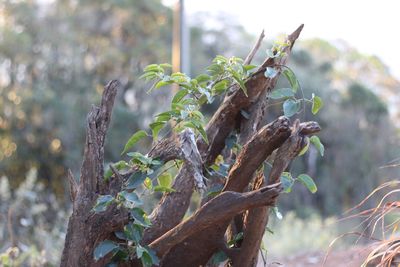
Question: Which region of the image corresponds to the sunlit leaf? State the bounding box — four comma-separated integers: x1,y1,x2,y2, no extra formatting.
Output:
155,79,173,89
158,172,172,188
282,68,299,92
172,89,188,105
280,172,294,193
160,63,172,69
144,64,160,72
212,80,228,95
298,136,310,156
311,93,323,114
144,177,152,190
195,74,210,84
310,135,324,156
121,130,147,155
154,186,176,193
297,174,317,193
149,121,165,142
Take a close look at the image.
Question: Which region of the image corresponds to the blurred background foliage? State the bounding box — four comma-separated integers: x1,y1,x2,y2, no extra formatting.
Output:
0,0,399,265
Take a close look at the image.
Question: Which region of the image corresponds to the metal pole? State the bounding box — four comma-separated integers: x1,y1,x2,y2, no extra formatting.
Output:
172,0,190,76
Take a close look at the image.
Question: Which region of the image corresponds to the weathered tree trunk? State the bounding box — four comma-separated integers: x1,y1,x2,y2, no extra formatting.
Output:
61,24,321,267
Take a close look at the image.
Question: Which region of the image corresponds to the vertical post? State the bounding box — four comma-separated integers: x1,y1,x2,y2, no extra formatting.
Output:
172,0,181,76
180,0,190,76
172,0,190,90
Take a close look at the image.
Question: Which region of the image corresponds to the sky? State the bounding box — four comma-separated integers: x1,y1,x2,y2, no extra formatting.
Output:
169,0,400,80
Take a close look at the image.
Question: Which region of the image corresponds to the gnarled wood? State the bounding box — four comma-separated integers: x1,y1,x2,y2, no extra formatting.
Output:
150,183,281,258
159,117,292,267
235,120,321,267
61,25,315,267
61,80,120,267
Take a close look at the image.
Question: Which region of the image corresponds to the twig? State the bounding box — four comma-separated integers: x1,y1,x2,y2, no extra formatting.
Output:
244,30,265,65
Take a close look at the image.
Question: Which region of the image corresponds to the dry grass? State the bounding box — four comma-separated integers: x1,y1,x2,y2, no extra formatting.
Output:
324,181,400,267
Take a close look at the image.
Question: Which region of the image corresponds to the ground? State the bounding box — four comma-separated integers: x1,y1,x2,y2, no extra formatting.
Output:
264,245,377,267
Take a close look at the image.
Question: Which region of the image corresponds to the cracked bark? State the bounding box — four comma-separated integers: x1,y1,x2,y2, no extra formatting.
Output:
61,24,318,267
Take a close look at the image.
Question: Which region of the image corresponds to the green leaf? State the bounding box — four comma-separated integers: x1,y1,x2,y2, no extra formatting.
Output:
282,68,299,92
130,208,151,227
158,172,172,188
124,223,142,243
125,172,147,190
231,71,248,96
155,111,175,122
144,64,160,72
121,130,147,155
310,135,324,156
191,110,205,121
196,124,209,144
136,245,146,258
93,195,114,213
264,67,278,78
210,251,228,265
139,71,157,81
311,93,323,114
140,252,153,267
155,79,173,89
297,174,317,193
171,72,189,83
104,161,129,180
195,74,210,84
272,207,283,220
104,168,113,180
144,177,152,190
214,55,228,63
212,80,228,95
298,136,310,156
243,64,257,72
228,232,244,246
207,63,224,76
270,88,295,99
127,152,152,165
280,172,294,193
160,63,172,69
180,120,208,144
94,240,119,261
114,231,128,241
138,247,159,267
149,121,165,142
283,99,300,117
172,89,189,105
154,185,176,193
119,191,142,205
111,249,129,262
146,248,160,266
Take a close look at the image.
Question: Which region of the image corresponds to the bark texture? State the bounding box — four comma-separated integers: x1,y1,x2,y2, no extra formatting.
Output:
61,24,322,267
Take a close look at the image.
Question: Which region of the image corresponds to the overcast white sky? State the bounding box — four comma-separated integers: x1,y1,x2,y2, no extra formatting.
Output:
174,0,400,80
